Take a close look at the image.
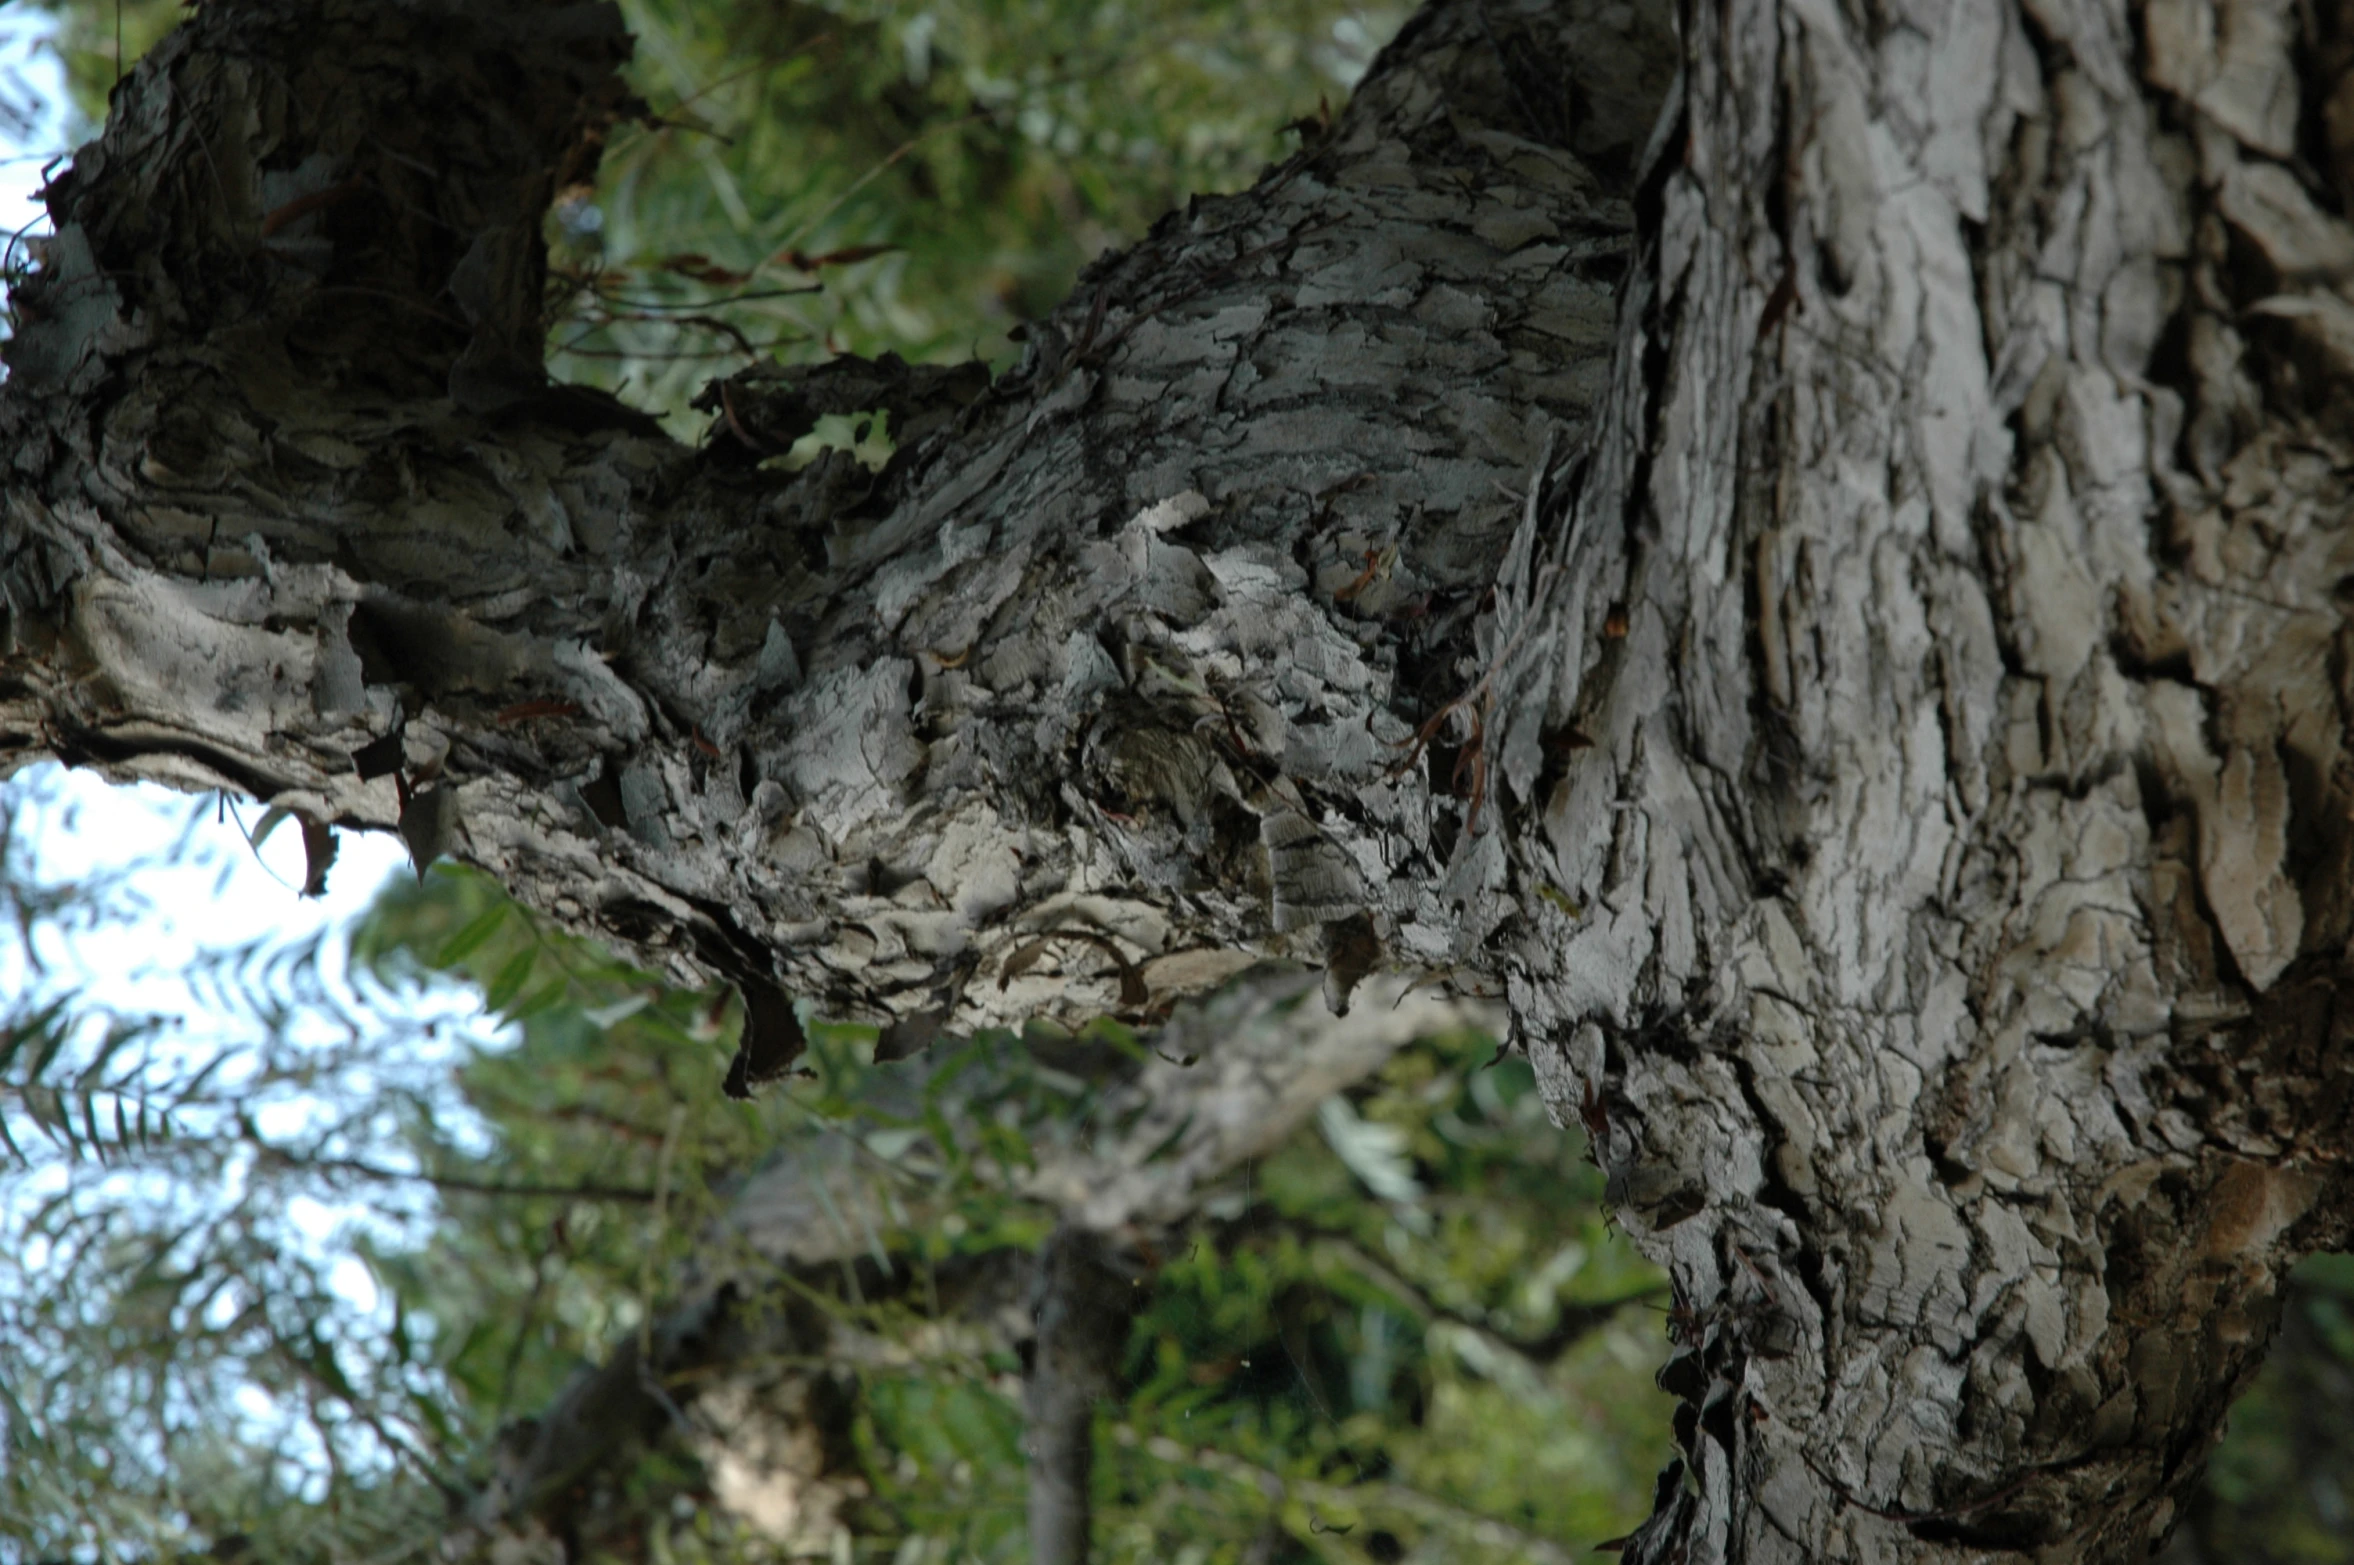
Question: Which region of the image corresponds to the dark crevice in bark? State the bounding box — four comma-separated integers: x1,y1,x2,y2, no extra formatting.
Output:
52,721,296,805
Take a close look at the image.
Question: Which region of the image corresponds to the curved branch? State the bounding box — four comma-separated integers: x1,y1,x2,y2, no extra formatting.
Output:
0,0,1672,1062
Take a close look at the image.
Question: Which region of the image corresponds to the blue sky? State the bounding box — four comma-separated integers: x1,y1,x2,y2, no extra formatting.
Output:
0,3,65,240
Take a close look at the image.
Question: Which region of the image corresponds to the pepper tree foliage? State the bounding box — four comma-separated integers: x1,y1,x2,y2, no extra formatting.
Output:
363,871,1676,1565
3,1,1681,1561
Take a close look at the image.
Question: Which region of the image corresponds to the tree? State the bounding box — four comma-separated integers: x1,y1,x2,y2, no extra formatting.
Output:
5,0,2352,1559
2,5,1677,1561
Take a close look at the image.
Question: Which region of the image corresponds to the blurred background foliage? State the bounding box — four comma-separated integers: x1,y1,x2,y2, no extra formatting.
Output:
3,818,1678,1562
10,1,2354,1563
339,868,1677,1564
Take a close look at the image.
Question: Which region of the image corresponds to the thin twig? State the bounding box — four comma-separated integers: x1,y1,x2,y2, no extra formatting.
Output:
640,1104,687,1364
251,1145,658,1204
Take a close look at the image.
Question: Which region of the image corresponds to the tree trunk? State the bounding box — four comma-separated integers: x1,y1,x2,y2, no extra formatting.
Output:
1522,0,2354,1557
7,0,2354,1560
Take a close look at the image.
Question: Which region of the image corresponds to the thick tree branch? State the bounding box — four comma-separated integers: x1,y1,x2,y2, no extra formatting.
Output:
0,0,1670,1052
0,5,1669,1550
1024,1226,1139,1565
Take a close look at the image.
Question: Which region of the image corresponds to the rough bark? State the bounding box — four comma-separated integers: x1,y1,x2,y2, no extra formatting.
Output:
1501,0,2354,1558
11,0,2354,1560
0,0,1663,1046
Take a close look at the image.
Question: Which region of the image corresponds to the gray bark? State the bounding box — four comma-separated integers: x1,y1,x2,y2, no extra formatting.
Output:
9,0,2354,1560
0,0,1661,1054
1514,0,2354,1558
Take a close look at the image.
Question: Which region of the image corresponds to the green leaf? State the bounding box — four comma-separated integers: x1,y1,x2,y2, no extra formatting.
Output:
482,949,537,1015
77,1020,141,1090
506,979,575,1022
434,902,510,969
407,1384,455,1447
247,803,292,852
20,1000,76,1084
0,1005,43,1076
